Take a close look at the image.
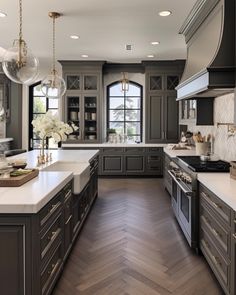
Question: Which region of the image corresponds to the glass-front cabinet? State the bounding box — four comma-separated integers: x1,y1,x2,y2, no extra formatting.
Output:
64,69,101,143
179,99,196,124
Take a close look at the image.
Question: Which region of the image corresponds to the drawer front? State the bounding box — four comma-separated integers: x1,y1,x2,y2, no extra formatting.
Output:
64,195,72,222
200,184,231,226
200,203,230,258
124,147,145,154
200,228,230,292
146,147,163,154
39,192,63,230
63,181,72,197
101,147,124,154
40,212,63,260
41,242,63,295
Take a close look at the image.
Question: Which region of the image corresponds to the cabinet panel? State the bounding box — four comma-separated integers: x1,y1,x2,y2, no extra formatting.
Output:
0,225,24,295
102,155,123,174
149,75,163,90
66,75,81,90
166,95,178,141
149,95,163,141
125,155,145,173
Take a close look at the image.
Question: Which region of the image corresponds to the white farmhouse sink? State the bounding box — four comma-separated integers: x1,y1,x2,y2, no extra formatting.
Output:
43,161,90,194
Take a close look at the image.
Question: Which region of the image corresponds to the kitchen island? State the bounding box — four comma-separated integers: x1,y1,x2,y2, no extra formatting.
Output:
0,149,99,295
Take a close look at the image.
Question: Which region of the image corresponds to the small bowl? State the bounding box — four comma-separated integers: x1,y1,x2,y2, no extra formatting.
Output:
12,163,27,169
200,155,210,162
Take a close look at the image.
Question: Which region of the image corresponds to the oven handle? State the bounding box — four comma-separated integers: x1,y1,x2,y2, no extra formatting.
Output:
168,170,192,196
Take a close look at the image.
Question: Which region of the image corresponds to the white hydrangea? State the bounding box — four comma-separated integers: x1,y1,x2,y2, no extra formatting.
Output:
32,111,78,142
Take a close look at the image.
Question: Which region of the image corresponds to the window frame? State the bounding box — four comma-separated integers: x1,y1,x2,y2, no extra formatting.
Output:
29,82,59,150
106,81,143,142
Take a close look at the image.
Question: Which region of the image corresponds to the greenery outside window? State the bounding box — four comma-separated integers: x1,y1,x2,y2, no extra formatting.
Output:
29,82,59,150
107,81,142,142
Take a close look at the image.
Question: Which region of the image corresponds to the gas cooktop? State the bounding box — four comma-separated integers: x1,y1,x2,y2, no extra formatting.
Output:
177,156,230,172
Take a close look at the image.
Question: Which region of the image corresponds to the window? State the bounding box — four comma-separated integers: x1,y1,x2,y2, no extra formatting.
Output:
29,82,59,150
107,81,142,142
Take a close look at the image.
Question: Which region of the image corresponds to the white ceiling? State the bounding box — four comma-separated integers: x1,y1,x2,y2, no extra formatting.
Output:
0,0,196,74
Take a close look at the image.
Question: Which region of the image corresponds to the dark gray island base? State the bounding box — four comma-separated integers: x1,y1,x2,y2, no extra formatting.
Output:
0,157,98,295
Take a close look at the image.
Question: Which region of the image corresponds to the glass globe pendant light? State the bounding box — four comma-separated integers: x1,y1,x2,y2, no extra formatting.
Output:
121,72,129,92
41,12,66,99
2,0,39,84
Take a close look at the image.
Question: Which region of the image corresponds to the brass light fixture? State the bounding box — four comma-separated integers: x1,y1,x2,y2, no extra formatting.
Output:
41,12,66,99
121,72,129,92
2,0,39,84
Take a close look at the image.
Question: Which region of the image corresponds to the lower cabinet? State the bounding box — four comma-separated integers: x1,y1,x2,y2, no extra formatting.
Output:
0,159,99,295
199,183,233,295
163,153,172,194
99,147,163,176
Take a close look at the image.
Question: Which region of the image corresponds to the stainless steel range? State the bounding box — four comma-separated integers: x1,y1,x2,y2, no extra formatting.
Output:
168,156,230,251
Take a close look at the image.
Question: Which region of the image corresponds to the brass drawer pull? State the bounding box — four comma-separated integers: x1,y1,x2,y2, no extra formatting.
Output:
65,190,72,200
49,201,61,214
212,255,221,266
212,201,222,209
47,261,59,276
201,192,222,210
233,233,236,239
47,231,57,241
212,228,221,238
234,219,236,224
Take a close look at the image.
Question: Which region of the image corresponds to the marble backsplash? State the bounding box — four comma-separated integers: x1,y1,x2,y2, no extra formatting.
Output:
186,93,236,162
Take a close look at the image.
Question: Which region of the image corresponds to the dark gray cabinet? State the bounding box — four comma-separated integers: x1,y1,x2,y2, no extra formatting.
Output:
0,157,99,295
199,184,232,295
145,61,185,143
60,61,105,143
99,147,163,176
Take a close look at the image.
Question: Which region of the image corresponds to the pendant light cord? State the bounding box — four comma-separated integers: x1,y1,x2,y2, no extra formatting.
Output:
19,0,23,41
52,16,56,74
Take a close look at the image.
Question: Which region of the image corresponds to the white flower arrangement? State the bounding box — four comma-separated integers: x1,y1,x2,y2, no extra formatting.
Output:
32,111,78,142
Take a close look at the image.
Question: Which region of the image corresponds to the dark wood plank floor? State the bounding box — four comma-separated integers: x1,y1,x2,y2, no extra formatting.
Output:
52,178,223,295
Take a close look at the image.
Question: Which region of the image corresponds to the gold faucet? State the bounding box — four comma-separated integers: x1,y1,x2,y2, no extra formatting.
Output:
38,131,62,165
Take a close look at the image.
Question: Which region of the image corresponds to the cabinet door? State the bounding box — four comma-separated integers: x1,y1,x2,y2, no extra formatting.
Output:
0,225,25,295
101,155,124,175
83,95,99,142
83,75,98,91
66,95,80,140
66,75,81,90
125,155,145,175
165,94,178,142
146,95,164,142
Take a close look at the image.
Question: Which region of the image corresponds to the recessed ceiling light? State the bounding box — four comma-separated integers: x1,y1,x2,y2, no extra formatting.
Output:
0,11,7,18
81,54,88,58
151,41,160,45
70,35,79,39
147,54,155,58
159,10,172,17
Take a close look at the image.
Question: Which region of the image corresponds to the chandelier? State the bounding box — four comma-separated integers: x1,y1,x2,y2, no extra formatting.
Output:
2,0,39,84
41,12,66,99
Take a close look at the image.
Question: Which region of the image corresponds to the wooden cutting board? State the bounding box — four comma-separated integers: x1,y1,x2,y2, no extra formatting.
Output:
0,169,39,187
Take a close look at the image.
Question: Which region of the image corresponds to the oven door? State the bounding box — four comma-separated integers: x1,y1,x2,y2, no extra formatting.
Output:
178,187,191,237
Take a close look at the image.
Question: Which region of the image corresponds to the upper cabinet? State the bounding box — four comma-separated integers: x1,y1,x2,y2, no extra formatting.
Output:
59,61,105,143
144,61,185,143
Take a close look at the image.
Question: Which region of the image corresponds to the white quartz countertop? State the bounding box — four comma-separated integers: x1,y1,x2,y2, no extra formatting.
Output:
0,138,13,143
0,171,73,214
164,146,197,158
0,149,99,214
62,142,167,148
8,149,99,169
197,173,236,211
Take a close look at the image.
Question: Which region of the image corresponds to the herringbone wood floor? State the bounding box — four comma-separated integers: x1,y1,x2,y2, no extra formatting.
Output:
52,178,223,295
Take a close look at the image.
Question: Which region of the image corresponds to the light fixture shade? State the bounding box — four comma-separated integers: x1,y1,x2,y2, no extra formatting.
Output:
2,39,39,84
41,72,66,99
121,72,129,92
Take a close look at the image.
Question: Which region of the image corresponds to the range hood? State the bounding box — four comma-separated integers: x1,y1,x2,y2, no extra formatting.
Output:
176,0,235,100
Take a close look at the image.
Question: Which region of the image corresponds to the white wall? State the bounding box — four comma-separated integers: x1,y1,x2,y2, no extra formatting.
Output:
187,92,236,162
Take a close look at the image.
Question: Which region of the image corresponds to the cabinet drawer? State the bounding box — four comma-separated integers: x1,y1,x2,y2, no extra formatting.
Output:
200,228,230,292
124,147,145,154
64,195,72,222
41,242,63,295
200,184,231,226
40,212,63,260
147,147,163,154
63,181,72,197
101,147,124,153
200,204,230,258
39,192,63,230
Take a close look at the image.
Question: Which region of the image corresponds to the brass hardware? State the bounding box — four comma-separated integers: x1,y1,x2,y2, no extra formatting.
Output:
233,233,236,239
212,228,221,237
212,255,221,266
48,12,61,19
234,219,236,224
47,231,57,241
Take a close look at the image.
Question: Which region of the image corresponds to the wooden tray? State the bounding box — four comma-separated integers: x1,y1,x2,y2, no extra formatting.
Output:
0,169,39,187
